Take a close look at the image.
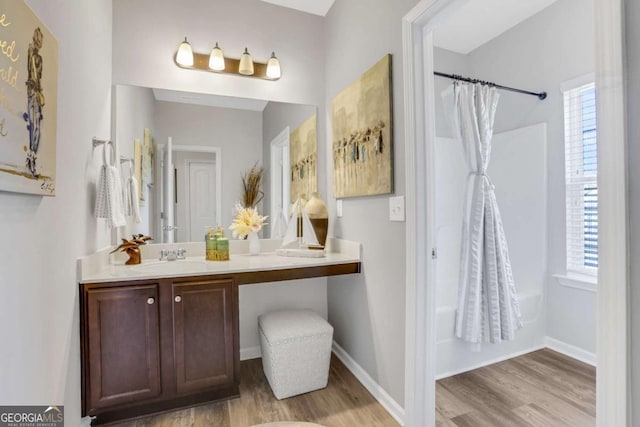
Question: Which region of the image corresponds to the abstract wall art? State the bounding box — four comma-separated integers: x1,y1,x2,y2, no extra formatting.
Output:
289,113,317,201
332,54,393,198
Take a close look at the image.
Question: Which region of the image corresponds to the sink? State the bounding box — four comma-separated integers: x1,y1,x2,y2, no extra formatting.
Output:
131,260,207,274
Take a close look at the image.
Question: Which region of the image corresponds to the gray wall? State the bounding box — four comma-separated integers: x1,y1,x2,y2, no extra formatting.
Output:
262,101,317,235
467,0,596,354
324,0,421,406
0,1,113,426
624,0,640,422
153,101,263,229
114,85,156,238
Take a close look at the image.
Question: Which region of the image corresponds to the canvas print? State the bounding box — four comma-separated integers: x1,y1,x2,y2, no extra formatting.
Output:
134,138,143,203
332,54,393,198
290,113,317,201
0,0,58,196
142,127,154,188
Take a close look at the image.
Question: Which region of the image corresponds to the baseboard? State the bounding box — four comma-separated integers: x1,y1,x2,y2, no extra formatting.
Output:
544,336,597,366
435,344,545,380
240,346,262,361
331,341,405,426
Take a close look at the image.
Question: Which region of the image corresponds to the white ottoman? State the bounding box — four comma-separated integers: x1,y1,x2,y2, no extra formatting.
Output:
258,309,334,400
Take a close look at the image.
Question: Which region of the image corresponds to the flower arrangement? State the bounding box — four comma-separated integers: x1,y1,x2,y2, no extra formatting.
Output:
229,202,268,239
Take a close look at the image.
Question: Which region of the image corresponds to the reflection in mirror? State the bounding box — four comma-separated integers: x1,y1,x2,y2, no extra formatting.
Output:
113,84,317,243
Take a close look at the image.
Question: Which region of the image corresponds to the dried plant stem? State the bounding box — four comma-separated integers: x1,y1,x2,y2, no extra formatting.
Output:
242,163,264,208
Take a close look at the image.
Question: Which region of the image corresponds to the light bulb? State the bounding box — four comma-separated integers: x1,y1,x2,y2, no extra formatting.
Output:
266,52,281,79
176,37,194,67
209,42,225,71
238,47,254,75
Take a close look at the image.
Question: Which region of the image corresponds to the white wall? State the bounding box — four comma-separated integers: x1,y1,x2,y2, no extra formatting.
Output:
624,0,640,421
0,1,112,426
462,0,596,355
113,85,156,238
153,101,263,229
324,0,422,407
434,125,547,376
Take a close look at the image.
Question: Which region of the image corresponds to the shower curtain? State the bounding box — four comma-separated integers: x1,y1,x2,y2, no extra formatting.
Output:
444,82,523,344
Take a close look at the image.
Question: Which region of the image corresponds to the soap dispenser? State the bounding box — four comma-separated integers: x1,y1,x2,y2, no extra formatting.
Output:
205,227,217,261
215,226,230,261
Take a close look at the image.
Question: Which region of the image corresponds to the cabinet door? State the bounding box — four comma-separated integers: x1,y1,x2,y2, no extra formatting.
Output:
86,285,161,411
172,279,235,394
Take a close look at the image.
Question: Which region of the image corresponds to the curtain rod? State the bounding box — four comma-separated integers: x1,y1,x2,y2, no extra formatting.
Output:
434,71,547,100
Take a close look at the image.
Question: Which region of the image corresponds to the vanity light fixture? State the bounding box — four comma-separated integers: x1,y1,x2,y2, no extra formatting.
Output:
174,38,281,80
175,37,194,67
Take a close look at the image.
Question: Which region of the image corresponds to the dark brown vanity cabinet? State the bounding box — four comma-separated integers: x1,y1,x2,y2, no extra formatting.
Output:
80,278,239,425
85,284,162,411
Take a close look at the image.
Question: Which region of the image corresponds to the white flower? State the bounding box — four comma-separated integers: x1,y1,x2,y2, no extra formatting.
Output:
229,202,268,239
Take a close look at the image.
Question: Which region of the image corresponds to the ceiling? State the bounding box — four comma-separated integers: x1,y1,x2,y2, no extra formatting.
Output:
432,0,559,54
259,0,335,16
153,88,269,111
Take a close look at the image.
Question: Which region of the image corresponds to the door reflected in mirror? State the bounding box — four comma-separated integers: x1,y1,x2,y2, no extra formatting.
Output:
113,85,317,243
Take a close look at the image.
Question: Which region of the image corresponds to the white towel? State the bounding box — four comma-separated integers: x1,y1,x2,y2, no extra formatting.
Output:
95,141,126,228
124,169,141,223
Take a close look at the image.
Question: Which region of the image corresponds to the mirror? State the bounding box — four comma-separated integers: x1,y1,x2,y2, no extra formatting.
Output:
112,84,317,243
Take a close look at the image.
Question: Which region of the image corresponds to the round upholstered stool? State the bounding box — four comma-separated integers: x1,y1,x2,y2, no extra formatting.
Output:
258,309,333,400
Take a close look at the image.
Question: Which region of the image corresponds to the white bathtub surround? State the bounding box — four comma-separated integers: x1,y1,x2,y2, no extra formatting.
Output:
435,124,547,378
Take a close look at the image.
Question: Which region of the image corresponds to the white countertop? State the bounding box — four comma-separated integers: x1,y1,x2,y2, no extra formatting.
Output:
78,238,361,284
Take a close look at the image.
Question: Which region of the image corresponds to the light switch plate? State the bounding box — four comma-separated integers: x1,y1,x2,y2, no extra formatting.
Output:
336,199,343,217
389,196,405,222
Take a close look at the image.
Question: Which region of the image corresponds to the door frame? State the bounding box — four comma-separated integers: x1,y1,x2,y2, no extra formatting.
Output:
184,158,217,242
401,0,629,426
157,144,222,242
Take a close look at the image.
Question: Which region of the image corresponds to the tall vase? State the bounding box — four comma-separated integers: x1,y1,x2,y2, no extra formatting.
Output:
248,231,261,255
305,192,329,249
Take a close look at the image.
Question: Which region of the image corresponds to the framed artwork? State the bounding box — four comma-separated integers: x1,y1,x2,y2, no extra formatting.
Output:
289,113,317,201
0,0,58,196
332,54,393,198
142,127,154,188
134,138,143,203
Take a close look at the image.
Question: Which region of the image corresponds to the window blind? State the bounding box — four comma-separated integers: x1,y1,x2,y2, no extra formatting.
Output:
563,82,598,275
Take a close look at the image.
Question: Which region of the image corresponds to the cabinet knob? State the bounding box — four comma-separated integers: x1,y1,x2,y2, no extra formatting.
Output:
147,297,155,305
175,296,182,303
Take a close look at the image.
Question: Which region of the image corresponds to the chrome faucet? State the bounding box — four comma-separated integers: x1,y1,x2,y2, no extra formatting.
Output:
159,248,187,261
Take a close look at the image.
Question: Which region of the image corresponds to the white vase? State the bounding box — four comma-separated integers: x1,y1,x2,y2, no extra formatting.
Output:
248,231,260,256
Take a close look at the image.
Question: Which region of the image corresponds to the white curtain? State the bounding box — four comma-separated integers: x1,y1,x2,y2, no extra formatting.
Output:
444,82,523,344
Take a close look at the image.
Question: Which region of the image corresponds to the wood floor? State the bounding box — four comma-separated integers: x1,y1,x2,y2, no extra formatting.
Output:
436,349,596,427
112,355,399,427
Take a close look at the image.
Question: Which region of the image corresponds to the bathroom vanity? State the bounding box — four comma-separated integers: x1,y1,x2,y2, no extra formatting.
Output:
77,239,360,425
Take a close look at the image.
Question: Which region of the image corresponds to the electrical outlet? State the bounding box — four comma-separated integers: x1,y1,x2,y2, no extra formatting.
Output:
389,196,405,222
337,199,343,217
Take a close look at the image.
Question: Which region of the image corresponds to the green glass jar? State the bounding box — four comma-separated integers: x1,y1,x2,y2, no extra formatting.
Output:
205,228,217,261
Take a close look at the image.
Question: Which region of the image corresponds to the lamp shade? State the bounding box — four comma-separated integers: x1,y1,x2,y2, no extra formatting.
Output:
176,37,194,67
266,52,281,79
238,48,254,75
209,42,225,71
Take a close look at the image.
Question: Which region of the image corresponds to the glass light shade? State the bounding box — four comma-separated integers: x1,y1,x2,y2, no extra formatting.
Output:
176,37,194,67
208,42,225,71
238,48,254,75
266,52,281,79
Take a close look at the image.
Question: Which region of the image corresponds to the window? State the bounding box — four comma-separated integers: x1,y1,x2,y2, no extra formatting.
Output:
563,80,597,276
